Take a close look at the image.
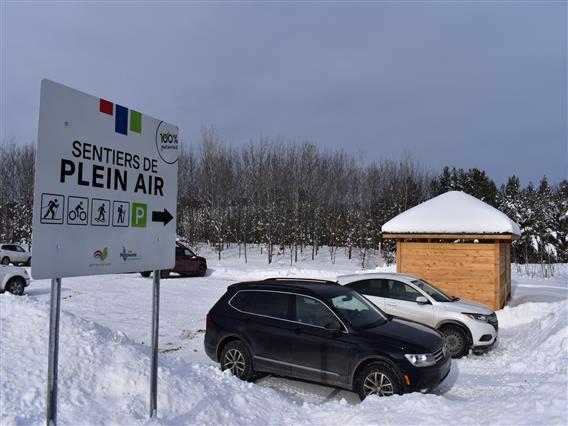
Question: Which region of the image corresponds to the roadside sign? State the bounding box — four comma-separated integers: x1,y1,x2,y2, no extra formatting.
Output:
32,79,179,279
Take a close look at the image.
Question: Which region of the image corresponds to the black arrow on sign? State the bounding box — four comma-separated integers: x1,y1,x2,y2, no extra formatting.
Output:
152,208,173,226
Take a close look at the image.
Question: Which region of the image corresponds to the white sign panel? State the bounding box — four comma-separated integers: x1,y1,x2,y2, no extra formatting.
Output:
32,79,179,279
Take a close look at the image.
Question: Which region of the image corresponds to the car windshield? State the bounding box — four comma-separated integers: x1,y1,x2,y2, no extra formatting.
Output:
328,291,386,329
411,279,453,302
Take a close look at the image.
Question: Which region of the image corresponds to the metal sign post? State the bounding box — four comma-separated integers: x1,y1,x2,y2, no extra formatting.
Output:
150,270,160,418
46,278,62,426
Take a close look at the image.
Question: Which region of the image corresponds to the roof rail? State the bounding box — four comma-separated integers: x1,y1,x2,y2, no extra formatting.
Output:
263,277,335,284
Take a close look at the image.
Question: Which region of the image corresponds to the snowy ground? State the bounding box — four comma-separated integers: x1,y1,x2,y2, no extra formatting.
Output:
1,245,567,425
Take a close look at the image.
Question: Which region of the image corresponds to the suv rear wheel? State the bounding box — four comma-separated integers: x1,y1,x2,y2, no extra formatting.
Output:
220,340,254,381
441,325,468,358
356,362,403,400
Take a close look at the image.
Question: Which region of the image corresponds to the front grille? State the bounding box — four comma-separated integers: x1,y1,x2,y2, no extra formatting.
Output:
487,313,499,332
433,345,445,363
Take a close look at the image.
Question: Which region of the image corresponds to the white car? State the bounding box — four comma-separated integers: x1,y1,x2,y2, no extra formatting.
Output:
0,244,32,266
0,264,30,295
337,273,498,358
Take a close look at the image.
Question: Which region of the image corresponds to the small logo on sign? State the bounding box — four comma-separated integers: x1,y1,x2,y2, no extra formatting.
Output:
120,246,142,262
93,247,109,261
155,121,179,164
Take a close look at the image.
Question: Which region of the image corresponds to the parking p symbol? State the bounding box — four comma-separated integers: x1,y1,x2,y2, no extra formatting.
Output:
131,203,147,228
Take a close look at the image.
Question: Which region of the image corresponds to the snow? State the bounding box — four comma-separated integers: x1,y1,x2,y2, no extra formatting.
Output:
382,191,522,236
1,245,566,425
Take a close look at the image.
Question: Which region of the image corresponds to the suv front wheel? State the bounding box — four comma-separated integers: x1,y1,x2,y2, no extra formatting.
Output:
6,277,25,296
220,340,254,381
441,325,469,358
356,362,403,400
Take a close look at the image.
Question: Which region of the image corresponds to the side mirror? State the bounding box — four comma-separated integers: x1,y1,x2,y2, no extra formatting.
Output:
324,320,343,332
416,296,429,304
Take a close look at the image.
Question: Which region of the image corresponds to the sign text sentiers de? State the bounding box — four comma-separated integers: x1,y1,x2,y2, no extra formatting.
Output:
32,79,179,278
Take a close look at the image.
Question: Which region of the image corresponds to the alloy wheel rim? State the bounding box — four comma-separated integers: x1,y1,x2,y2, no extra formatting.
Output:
445,334,461,352
363,372,394,397
225,349,245,377
12,281,23,294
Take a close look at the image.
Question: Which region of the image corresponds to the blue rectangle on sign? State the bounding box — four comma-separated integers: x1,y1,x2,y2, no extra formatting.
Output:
115,104,128,135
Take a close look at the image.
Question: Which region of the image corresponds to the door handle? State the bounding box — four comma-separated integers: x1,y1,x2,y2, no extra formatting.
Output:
386,303,397,307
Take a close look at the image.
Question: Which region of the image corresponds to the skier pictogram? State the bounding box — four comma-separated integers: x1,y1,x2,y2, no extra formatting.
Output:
40,193,65,224
44,199,59,220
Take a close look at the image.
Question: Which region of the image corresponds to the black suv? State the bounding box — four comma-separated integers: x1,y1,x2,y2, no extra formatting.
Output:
205,279,451,399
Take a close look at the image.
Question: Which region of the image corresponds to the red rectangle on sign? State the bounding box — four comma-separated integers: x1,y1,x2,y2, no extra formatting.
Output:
100,99,113,115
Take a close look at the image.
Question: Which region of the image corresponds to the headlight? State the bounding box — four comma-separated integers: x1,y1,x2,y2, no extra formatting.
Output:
405,353,436,367
463,313,489,322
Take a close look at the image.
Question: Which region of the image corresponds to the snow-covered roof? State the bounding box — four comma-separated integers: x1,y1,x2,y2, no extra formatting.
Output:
382,191,521,236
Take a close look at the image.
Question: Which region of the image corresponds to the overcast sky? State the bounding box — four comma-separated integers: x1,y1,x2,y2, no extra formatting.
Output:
1,1,566,184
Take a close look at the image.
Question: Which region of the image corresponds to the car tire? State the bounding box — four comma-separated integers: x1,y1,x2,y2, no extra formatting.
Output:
441,325,469,358
140,271,151,278
220,340,254,381
357,362,403,400
159,269,170,279
1,257,10,265
198,264,207,277
6,277,25,296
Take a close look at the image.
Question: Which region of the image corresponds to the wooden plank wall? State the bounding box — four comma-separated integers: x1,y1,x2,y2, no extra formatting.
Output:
397,242,503,310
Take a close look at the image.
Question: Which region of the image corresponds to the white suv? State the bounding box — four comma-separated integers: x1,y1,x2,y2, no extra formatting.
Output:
337,273,498,358
0,264,30,295
0,244,32,266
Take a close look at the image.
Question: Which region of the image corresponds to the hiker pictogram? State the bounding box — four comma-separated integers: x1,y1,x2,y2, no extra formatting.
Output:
112,201,130,227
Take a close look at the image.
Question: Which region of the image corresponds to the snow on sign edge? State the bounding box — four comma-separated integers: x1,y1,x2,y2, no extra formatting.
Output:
381,191,522,236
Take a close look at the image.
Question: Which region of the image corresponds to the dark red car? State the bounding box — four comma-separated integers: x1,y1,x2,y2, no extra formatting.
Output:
140,243,207,278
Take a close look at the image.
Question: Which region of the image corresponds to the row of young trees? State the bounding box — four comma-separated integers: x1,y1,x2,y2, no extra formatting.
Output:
1,132,566,265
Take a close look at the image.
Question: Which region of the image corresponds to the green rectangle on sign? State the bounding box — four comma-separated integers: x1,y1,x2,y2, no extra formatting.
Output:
130,110,142,133
131,202,147,227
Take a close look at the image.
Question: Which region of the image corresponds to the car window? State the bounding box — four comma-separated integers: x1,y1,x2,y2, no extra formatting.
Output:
0,245,7,250
329,292,386,329
16,246,25,252
412,279,452,302
293,295,339,328
347,279,385,297
384,280,420,302
234,291,292,320
230,291,252,311
184,249,195,257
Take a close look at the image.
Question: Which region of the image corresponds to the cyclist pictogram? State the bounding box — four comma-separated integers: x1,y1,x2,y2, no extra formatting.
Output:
40,193,64,224
67,196,89,225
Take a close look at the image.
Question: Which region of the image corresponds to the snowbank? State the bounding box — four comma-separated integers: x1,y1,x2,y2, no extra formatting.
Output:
2,291,566,425
382,191,522,235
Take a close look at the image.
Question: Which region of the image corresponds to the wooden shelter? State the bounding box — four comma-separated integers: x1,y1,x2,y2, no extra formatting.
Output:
382,191,521,310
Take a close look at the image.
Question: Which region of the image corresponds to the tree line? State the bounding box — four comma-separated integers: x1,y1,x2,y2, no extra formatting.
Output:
1,131,566,266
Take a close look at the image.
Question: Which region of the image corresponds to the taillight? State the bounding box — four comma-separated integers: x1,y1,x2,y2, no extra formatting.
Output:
206,313,213,327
